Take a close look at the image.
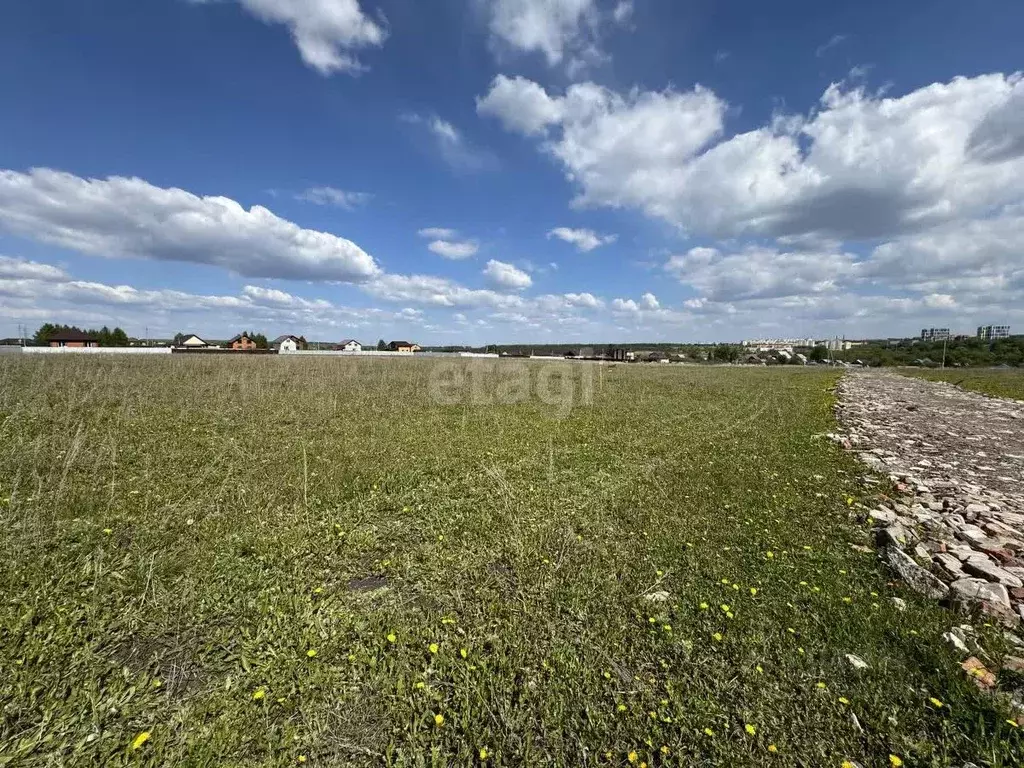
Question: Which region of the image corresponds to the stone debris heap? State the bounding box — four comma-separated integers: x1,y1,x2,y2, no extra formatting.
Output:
831,370,1024,626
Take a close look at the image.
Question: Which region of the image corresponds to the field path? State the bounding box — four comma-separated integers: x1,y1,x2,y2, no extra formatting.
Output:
835,369,1024,623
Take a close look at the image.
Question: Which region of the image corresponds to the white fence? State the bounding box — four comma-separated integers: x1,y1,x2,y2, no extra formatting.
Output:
280,349,413,357
18,346,173,355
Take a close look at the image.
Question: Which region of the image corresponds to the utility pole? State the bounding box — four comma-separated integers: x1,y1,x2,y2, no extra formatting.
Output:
941,337,947,369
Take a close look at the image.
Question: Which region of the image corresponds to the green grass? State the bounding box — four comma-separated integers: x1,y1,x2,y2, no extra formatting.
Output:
899,367,1024,400
1,356,1021,767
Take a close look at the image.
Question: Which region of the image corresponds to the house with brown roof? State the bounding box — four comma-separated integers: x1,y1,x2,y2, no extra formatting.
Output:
48,330,98,348
271,334,307,352
387,340,418,353
226,333,256,350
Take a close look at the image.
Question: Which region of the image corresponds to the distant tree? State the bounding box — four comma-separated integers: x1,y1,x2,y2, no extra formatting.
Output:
33,323,60,345
712,344,740,363
377,339,387,351
173,332,186,347
809,345,828,363
252,333,269,349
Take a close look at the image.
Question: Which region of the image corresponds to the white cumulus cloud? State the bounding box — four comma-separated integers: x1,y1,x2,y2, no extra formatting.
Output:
188,0,387,75
480,72,1024,243
483,259,533,291
416,227,479,260
0,255,69,282
547,226,616,251
476,75,565,136
0,168,381,282
427,240,479,260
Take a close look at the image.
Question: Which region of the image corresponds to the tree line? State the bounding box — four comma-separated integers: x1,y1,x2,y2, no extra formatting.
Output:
32,324,129,346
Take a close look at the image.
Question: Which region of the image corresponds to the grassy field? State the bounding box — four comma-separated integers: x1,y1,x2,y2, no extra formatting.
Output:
1,356,1021,767
899,368,1024,401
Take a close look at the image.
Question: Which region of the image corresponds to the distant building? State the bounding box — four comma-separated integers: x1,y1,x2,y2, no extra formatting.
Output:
820,337,852,352
336,339,362,352
978,325,1011,341
226,333,257,350
48,330,98,348
179,334,209,348
388,340,415,353
271,335,306,352
743,338,814,351
921,328,950,341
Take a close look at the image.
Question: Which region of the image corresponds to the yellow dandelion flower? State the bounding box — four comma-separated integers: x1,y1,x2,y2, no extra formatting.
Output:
816,682,826,689
842,762,856,768
768,744,778,753
720,604,730,612
745,724,756,735
298,757,307,764
713,632,723,641
786,627,796,634
766,551,774,559
721,578,730,584
429,643,439,654
663,624,672,632
628,751,638,763
838,697,850,705
699,602,709,610
812,586,821,592
800,581,808,586
756,664,764,673
617,704,627,712
252,689,266,700
415,681,425,689
750,587,758,596
656,569,664,577
798,647,805,654
479,748,489,760
732,584,740,591
131,731,151,750
434,713,444,726
306,649,317,658
889,756,903,767
929,697,943,708
103,528,113,535
313,587,323,594
842,597,852,603
704,727,715,737
347,654,356,662
460,648,468,659
387,633,397,643
726,611,734,619
660,745,670,755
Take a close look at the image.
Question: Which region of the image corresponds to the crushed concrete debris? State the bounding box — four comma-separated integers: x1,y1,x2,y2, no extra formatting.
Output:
834,371,1024,627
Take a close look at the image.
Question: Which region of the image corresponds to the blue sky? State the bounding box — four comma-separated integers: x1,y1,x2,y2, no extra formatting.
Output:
1,0,1022,344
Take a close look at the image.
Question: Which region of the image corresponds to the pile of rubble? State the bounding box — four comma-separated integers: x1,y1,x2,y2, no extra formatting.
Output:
831,370,1024,626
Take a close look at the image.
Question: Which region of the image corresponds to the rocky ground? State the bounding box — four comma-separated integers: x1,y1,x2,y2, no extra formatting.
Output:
832,369,1024,721
834,370,1024,623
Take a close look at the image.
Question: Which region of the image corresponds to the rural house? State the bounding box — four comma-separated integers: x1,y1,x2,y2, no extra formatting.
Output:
178,334,209,348
337,339,362,352
271,334,307,352
48,330,98,348
388,340,417,353
226,333,256,350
